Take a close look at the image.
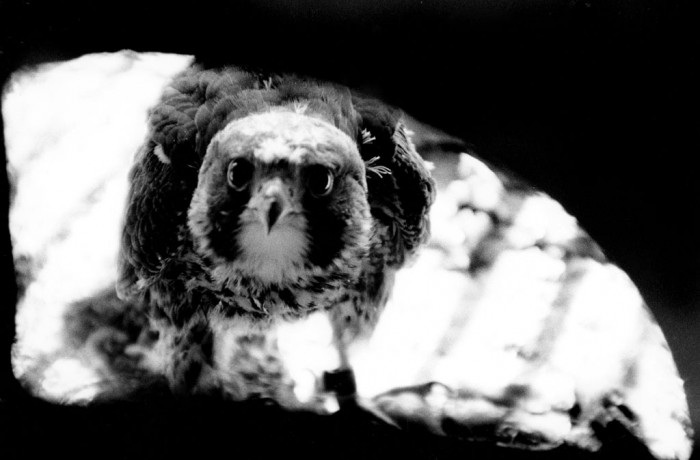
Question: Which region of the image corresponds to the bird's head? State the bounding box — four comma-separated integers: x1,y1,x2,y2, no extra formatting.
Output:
188,109,371,286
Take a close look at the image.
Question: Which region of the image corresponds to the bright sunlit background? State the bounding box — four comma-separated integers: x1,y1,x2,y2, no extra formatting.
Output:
2,51,694,460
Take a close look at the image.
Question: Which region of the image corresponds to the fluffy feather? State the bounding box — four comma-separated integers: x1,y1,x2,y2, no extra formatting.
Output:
116,66,435,403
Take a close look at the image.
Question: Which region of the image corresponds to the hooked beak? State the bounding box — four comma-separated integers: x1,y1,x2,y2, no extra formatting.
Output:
255,178,294,234
267,200,283,231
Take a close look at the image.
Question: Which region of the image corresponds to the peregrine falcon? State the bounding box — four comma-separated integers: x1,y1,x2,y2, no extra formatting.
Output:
116,66,435,404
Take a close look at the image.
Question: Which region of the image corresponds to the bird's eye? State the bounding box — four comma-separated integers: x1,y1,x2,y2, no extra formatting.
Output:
227,159,254,191
307,165,334,198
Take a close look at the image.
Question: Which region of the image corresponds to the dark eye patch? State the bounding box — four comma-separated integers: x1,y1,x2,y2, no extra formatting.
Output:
303,173,349,268
203,162,252,262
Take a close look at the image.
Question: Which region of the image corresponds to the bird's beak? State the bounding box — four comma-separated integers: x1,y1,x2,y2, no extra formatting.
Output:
255,178,294,234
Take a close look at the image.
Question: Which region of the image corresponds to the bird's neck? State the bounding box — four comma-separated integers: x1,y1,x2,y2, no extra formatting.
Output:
209,257,364,322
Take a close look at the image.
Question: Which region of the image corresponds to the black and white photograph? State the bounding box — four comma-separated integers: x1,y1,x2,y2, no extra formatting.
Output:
1,1,698,459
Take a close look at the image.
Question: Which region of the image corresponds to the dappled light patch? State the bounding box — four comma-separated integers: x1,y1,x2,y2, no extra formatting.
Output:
3,51,693,460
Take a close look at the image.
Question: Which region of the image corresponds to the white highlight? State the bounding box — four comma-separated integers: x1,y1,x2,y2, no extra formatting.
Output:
40,357,103,403
254,137,301,163
508,194,580,248
4,51,193,392
361,129,375,145
276,311,340,405
449,153,504,211
153,143,171,164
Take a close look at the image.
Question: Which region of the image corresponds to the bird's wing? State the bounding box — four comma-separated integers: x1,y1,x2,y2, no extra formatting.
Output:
117,67,273,302
352,96,436,266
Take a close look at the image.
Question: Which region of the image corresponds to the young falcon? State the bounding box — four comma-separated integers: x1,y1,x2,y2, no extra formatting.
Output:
116,67,435,404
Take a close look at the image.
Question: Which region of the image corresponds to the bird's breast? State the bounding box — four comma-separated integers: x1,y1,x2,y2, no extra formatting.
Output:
226,217,310,285
216,279,353,322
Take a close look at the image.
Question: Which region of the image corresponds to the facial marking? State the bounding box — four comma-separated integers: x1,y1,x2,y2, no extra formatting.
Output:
190,110,371,285
212,110,362,171
235,215,309,285
255,137,306,164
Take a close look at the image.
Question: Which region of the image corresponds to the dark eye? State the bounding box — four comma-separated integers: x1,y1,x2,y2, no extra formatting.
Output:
227,159,254,191
307,165,334,198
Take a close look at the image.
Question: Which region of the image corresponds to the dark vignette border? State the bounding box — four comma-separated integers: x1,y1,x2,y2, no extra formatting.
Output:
0,1,697,459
